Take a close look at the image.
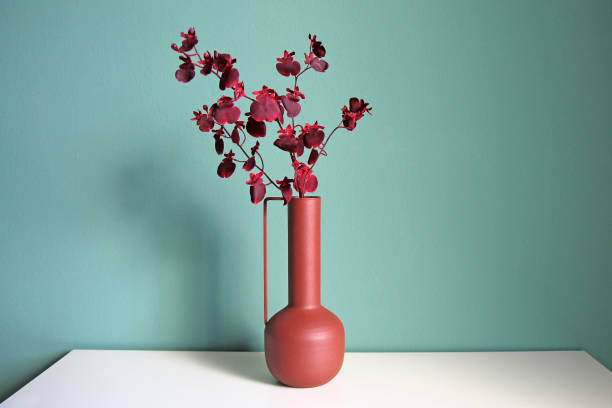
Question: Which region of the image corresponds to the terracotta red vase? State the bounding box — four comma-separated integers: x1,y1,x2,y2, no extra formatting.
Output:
263,196,344,387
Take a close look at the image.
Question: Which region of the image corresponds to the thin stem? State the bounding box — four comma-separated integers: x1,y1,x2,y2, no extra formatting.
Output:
310,121,345,170
192,46,204,63
256,151,265,171
293,66,311,89
239,127,247,146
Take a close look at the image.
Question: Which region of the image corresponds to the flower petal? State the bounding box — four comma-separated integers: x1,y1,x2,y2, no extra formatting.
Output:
305,173,318,192
313,43,326,58
281,95,301,118
197,115,214,132
213,98,241,125
308,149,319,165
276,60,301,76
243,156,255,171
213,52,232,72
219,67,239,90
310,58,328,72
217,158,236,178
246,117,266,137
303,129,324,148
250,182,266,204
214,135,224,155
281,183,292,204
231,127,240,143
274,135,299,153
249,94,281,122
175,68,195,83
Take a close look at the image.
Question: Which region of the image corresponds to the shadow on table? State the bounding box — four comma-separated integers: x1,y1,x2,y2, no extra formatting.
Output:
195,352,281,386
0,351,67,403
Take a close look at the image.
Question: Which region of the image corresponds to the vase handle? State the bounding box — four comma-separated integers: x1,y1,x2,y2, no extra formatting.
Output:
263,197,284,325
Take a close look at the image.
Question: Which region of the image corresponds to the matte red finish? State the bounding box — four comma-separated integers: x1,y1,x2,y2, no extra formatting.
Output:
263,197,344,388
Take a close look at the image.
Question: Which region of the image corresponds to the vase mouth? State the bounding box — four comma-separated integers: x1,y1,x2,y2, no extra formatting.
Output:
290,196,320,200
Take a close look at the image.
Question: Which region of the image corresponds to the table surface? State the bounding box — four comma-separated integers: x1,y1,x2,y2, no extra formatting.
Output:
2,350,612,407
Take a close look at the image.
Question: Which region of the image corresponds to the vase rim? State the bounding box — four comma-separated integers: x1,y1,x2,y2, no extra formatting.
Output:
290,196,320,200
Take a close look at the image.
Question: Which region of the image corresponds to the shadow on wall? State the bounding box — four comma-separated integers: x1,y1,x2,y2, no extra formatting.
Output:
113,154,254,350
1,153,267,403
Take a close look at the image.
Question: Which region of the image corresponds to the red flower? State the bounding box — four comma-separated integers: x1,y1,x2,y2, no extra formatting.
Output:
309,34,326,58
300,122,325,148
171,27,198,53
246,116,266,137
341,110,357,130
175,55,195,83
246,172,266,204
212,96,240,125
217,151,236,178
200,52,213,76
304,52,328,73
341,97,372,131
246,171,263,185
276,176,294,204
349,97,371,114
243,156,256,171
304,52,316,65
213,51,234,72
213,132,224,155
276,51,301,76
278,124,296,138
308,149,319,165
274,125,304,155
192,107,214,132
291,87,305,99
234,82,245,100
220,67,239,90
292,161,318,196
280,87,305,118
249,86,282,122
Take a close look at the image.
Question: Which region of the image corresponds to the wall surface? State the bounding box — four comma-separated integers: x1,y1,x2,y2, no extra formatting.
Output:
1,0,611,401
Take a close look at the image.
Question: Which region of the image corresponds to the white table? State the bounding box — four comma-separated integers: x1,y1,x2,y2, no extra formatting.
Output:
2,350,612,407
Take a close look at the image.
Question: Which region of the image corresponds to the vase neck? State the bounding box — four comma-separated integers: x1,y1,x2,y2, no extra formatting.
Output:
287,198,321,307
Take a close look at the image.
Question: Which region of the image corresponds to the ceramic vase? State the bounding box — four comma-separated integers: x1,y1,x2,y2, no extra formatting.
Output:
263,197,344,387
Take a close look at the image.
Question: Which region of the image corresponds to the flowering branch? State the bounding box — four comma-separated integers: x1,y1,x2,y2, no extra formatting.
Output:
171,29,372,204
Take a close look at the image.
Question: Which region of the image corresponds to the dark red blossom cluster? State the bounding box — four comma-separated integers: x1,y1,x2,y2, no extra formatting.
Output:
172,28,372,205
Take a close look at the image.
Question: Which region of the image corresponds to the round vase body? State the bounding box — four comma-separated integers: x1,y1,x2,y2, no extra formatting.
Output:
263,197,345,387
265,305,344,387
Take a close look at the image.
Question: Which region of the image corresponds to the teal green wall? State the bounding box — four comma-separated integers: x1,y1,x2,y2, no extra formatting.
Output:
1,0,612,400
